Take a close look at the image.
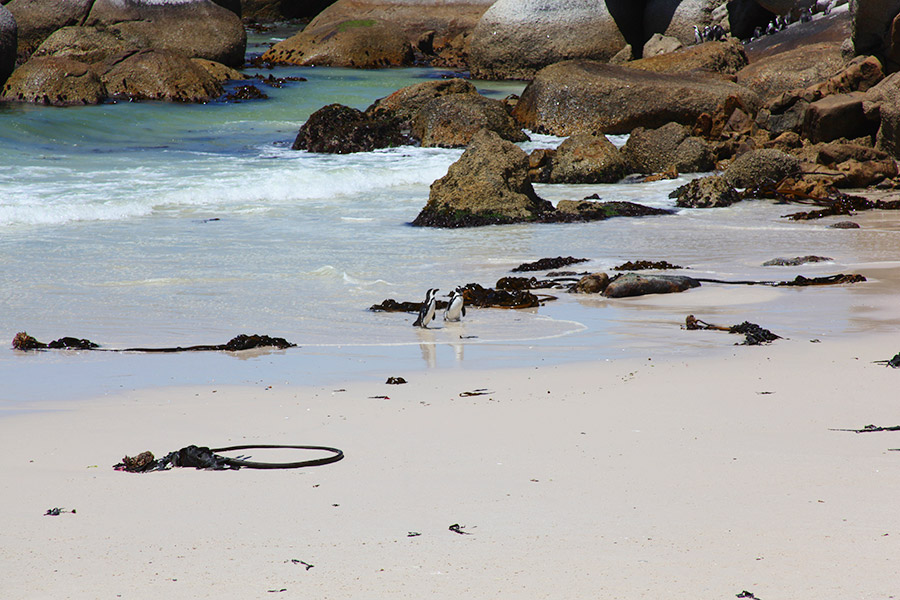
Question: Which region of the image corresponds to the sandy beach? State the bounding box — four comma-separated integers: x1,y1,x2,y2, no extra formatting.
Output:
2,333,899,599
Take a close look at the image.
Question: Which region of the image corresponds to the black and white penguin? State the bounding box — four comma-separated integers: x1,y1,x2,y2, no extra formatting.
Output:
413,288,438,328
693,25,703,45
444,287,466,322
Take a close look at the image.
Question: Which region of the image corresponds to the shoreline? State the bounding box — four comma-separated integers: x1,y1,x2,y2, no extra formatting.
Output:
2,333,899,598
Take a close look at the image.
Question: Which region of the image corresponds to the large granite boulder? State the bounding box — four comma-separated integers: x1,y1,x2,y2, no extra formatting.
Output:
512,60,761,136
548,134,629,184
292,103,409,153
306,0,495,49
411,93,527,147
412,129,553,227
98,49,223,102
467,0,626,80
261,18,414,67
724,148,802,187
863,71,900,157
736,5,851,100
1,55,106,105
602,272,700,298
31,25,134,64
0,4,16,86
627,38,749,75
85,0,246,67
801,91,874,143
366,78,477,122
5,0,93,59
737,42,848,100
623,122,714,174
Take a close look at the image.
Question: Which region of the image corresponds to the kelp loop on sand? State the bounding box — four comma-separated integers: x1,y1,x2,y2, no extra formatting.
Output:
12,332,295,352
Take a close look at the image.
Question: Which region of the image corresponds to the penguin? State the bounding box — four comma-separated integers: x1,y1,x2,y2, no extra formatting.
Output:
693,25,703,45
444,287,466,322
413,288,438,328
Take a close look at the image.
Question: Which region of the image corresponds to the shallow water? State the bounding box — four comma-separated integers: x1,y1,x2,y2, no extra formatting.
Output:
2,48,900,406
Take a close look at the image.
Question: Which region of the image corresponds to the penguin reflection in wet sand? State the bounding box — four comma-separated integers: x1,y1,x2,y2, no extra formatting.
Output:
444,287,466,322
413,288,438,328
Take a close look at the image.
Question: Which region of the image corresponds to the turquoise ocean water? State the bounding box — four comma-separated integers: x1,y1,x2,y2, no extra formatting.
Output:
2,32,899,405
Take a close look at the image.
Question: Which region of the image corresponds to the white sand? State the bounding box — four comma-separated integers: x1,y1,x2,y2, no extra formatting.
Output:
2,334,899,599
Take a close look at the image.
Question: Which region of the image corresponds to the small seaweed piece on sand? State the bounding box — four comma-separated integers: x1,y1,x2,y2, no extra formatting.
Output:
684,315,781,345
511,256,588,272
613,260,682,271
729,321,781,345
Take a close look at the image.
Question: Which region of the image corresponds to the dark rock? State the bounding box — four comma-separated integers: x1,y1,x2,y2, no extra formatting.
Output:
614,260,682,270
672,175,741,208
1,56,106,105
724,148,802,188
549,134,629,183
512,60,760,136
527,148,556,183
242,0,336,21
602,272,700,298
460,282,544,308
292,104,409,154
411,93,527,148
550,200,671,222
623,122,714,174
99,49,223,103
261,18,414,68
512,256,588,272
828,221,861,229
412,129,552,227
573,272,610,294
762,255,833,266
366,78,477,123
224,84,267,102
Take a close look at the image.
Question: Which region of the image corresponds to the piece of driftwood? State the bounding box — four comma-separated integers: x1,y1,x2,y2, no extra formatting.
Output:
12,332,294,353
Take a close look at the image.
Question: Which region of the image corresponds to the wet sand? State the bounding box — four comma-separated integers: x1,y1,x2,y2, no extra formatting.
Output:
2,333,899,599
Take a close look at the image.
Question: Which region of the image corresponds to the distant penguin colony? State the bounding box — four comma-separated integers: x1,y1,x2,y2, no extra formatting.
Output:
746,4,818,43
413,288,438,328
444,287,466,322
